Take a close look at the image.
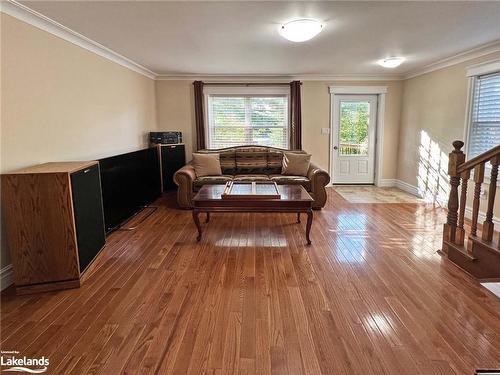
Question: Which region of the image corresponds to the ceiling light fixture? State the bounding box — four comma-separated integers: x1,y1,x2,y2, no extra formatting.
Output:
279,19,323,42
378,57,405,68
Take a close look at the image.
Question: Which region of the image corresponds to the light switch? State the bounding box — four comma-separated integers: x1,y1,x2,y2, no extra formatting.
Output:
321,128,330,135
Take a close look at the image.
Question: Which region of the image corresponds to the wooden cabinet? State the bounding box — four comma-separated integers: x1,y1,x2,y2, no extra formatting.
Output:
158,144,186,191
1,162,106,294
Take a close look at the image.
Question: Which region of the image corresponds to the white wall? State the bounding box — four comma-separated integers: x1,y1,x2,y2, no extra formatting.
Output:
1,14,157,271
397,51,500,218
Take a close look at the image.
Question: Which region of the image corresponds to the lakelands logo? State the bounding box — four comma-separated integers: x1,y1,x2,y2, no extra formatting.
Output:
1,351,49,373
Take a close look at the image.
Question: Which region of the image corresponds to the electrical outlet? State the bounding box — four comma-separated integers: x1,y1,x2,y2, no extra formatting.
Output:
321,128,330,135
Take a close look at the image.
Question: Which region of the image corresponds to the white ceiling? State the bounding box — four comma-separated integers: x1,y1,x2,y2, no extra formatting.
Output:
21,1,500,76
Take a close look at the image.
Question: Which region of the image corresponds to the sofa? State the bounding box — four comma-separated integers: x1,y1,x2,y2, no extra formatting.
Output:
173,146,330,209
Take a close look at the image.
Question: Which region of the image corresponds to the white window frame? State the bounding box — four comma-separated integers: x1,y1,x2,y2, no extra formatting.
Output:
203,86,290,149
463,59,500,186
463,59,500,159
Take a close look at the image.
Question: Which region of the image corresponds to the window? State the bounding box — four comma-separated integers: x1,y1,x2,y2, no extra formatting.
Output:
205,87,289,149
468,71,500,159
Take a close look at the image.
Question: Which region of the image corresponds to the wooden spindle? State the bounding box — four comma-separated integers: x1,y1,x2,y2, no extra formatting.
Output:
443,141,465,251
481,155,499,242
456,169,470,245
467,163,485,253
470,164,485,237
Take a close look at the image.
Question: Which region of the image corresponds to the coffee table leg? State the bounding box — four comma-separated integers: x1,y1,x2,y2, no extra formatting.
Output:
297,212,301,223
205,212,210,223
193,210,202,241
306,210,313,245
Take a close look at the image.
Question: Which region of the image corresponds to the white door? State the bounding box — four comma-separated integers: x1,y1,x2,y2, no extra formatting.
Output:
331,95,377,184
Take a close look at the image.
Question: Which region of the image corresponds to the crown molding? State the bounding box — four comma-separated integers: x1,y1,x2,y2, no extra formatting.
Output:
156,74,293,82
1,0,156,79
466,58,500,77
403,40,500,80
3,0,500,83
155,73,403,82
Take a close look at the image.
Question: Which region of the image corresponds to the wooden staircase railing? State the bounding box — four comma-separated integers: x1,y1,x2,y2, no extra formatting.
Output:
442,141,500,280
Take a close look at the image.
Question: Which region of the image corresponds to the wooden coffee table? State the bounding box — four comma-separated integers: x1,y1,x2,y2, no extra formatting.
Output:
192,184,314,245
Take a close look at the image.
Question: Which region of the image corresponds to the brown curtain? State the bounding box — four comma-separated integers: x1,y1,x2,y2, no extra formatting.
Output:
290,80,302,150
193,80,205,150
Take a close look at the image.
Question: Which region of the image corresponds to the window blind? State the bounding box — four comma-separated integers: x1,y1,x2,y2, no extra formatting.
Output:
207,95,289,149
469,72,500,158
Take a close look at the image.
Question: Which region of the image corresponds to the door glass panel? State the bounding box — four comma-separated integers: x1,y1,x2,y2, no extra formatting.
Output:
339,101,370,156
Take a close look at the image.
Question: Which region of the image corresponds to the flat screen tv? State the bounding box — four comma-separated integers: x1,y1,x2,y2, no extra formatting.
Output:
99,147,161,233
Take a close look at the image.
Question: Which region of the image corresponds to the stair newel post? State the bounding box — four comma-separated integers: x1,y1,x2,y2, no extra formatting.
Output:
482,155,499,242
456,169,470,246
443,141,465,252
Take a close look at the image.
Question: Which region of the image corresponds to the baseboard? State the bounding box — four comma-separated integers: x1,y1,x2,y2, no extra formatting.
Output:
377,179,397,188
388,180,500,226
378,179,423,198
465,208,500,227
1,264,14,291
395,180,422,197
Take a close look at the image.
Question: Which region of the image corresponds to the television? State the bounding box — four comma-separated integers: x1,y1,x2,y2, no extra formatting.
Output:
99,147,161,233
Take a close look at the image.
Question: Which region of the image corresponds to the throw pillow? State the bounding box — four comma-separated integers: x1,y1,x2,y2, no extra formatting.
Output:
192,153,222,177
282,153,311,176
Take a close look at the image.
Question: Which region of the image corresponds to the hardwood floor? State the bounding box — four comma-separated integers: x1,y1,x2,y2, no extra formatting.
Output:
1,188,500,375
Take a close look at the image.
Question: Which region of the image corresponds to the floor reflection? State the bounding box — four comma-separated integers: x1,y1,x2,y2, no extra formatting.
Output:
329,212,368,263
363,313,395,336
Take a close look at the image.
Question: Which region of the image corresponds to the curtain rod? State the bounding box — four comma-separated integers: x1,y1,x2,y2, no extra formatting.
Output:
202,82,302,86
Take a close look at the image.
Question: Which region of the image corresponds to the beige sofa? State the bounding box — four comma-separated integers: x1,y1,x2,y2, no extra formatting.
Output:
173,146,330,209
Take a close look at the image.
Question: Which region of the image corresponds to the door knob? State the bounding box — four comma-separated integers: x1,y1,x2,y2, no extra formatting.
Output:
333,146,338,150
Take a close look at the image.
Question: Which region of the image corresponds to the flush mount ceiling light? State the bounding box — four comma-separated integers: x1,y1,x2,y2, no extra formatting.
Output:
279,19,323,42
378,57,405,68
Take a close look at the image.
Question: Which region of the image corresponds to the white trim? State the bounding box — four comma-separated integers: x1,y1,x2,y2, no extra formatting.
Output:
466,59,500,77
1,264,14,291
3,0,499,83
156,74,402,82
329,86,388,94
396,180,422,197
375,94,386,187
462,76,475,158
378,179,397,188
465,208,500,227
403,40,500,79
463,68,500,170
375,179,423,198
1,0,156,79
347,178,423,197
329,86,387,186
203,87,290,149
331,94,378,184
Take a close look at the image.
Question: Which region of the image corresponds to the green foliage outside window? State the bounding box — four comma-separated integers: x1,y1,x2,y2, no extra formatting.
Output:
339,102,369,155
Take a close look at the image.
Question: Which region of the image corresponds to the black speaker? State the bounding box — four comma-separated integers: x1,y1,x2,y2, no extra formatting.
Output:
150,131,182,145
71,164,106,272
160,144,186,191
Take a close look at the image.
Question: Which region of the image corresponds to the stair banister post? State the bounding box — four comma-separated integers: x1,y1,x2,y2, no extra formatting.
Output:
482,155,499,242
456,169,470,245
443,141,465,252
467,163,485,254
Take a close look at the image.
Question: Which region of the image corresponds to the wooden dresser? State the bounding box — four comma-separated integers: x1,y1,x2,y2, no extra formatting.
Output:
2,162,106,294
